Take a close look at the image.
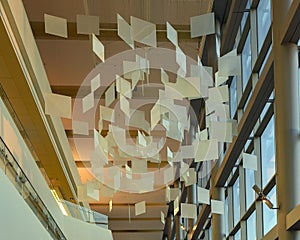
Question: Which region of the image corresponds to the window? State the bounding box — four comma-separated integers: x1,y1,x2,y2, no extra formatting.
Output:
260,91,273,121
241,0,250,30
247,211,257,240
263,186,277,235
234,229,241,240
245,168,255,209
245,130,253,151
298,41,300,121
242,32,252,90
257,0,272,51
208,226,212,240
258,45,272,76
233,177,240,226
230,77,237,118
261,117,275,187
225,196,229,237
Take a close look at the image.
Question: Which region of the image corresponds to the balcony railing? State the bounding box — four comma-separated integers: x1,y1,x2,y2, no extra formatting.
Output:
59,199,108,229
0,134,109,236
0,136,67,239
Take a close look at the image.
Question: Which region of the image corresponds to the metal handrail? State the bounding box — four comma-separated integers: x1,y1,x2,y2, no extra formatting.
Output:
58,199,108,228
0,84,54,190
0,136,67,240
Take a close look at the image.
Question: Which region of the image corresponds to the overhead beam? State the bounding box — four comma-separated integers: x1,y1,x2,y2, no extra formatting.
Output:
66,129,172,138
30,22,196,43
286,204,300,230
75,160,170,168
91,203,166,207
51,84,165,99
280,0,300,43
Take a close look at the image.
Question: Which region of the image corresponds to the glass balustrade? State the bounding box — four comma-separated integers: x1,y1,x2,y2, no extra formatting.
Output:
0,136,109,239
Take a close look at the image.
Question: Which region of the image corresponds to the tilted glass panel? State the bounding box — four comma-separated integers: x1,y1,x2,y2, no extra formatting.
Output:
241,0,250,30
233,177,241,226
261,117,275,187
242,32,252,90
245,168,255,209
247,211,257,240
257,0,272,52
258,45,272,77
225,196,229,237
234,229,241,240
263,186,277,235
230,76,237,118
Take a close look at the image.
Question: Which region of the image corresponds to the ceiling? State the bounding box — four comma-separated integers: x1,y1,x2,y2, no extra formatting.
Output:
21,0,211,239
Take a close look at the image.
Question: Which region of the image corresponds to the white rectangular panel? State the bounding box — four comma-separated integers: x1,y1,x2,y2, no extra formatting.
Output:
183,168,196,187
120,95,130,117
117,14,134,49
132,159,147,173
105,83,116,107
44,14,68,38
100,105,115,122
45,93,71,118
195,139,218,162
199,128,208,140
92,34,105,62
91,74,100,92
135,201,146,216
166,22,178,46
76,14,99,35
137,131,147,147
176,47,186,75
208,85,229,103
131,16,157,47
151,103,161,130
215,71,228,86
170,188,181,201
242,152,258,171
197,187,210,205
82,92,94,113
211,199,225,215
190,13,215,38
72,120,89,135
120,78,132,98
181,203,197,219
218,55,241,77
164,167,174,184
210,121,233,143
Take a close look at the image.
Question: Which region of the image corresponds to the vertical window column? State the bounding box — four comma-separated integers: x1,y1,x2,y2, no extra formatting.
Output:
273,0,300,239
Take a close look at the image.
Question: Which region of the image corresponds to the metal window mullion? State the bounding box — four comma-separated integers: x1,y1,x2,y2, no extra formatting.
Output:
228,187,234,233
254,135,263,239
239,164,247,239
236,25,244,120
250,7,259,89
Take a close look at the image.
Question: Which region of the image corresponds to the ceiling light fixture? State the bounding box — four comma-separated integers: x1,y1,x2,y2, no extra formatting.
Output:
252,185,279,210
180,224,188,232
